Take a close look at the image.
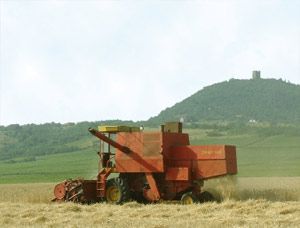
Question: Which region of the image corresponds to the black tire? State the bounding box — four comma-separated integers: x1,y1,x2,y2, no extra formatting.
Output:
181,192,199,204
199,191,215,203
131,191,148,204
105,177,130,204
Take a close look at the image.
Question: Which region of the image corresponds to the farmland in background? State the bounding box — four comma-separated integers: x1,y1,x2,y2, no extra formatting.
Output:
0,124,300,183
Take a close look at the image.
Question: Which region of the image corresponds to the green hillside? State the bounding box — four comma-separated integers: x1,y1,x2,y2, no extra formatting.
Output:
1,77,300,183
0,120,136,161
148,78,300,124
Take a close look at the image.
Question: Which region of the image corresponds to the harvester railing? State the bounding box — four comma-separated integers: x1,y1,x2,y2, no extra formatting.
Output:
88,128,131,153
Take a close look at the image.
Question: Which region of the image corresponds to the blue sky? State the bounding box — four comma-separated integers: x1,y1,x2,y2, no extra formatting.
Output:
0,0,299,125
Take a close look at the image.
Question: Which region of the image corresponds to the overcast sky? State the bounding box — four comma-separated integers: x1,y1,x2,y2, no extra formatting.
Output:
0,0,299,126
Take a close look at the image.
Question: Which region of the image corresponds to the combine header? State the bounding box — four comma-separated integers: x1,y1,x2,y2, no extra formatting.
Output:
53,122,237,204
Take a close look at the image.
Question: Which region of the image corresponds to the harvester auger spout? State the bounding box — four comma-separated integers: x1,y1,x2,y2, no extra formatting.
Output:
88,128,131,153
52,122,237,204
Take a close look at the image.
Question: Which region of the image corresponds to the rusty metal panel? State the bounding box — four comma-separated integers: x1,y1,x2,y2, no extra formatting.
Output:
193,160,228,179
167,145,237,179
165,167,190,181
166,160,191,168
82,180,97,201
117,132,143,150
143,133,161,141
115,132,164,172
143,141,161,156
170,145,234,160
144,173,161,201
162,133,190,158
143,133,162,156
225,146,238,174
116,158,163,172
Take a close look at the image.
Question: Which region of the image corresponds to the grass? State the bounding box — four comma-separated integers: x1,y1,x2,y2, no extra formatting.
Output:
0,177,299,227
0,149,98,184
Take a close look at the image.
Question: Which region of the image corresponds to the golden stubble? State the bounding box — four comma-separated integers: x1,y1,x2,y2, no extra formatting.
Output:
0,177,299,227
1,200,299,227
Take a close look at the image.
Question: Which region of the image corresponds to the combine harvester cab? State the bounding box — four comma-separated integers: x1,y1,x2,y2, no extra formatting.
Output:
53,122,237,204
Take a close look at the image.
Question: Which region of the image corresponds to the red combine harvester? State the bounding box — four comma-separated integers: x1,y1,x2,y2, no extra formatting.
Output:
53,122,237,204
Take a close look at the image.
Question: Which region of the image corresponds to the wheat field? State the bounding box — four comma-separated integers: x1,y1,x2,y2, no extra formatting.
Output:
0,177,299,227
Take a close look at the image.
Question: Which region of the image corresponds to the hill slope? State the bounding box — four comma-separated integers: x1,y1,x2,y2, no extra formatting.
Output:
0,120,136,161
148,78,300,124
1,78,300,182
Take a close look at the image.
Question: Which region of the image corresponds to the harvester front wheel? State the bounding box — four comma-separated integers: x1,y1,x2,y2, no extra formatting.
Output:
105,177,130,204
181,192,198,205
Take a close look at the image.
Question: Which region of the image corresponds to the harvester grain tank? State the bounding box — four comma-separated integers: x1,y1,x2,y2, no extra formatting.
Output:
53,122,237,204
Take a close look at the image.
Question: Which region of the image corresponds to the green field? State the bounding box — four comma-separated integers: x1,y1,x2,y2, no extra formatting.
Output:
0,149,98,184
0,127,299,184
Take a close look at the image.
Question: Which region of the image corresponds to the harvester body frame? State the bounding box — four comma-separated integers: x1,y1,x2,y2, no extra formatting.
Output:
53,122,237,204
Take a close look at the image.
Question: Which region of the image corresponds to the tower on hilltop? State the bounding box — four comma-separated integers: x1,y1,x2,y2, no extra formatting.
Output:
252,70,261,79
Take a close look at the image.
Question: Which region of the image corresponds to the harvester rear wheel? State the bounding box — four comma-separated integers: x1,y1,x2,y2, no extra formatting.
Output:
198,191,215,203
105,177,130,204
181,192,198,205
131,191,148,204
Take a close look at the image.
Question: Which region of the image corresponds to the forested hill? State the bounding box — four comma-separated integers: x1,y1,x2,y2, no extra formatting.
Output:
1,78,300,161
148,78,300,124
0,120,136,161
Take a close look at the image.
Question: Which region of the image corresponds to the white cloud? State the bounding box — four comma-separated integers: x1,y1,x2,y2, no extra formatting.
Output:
0,0,299,125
